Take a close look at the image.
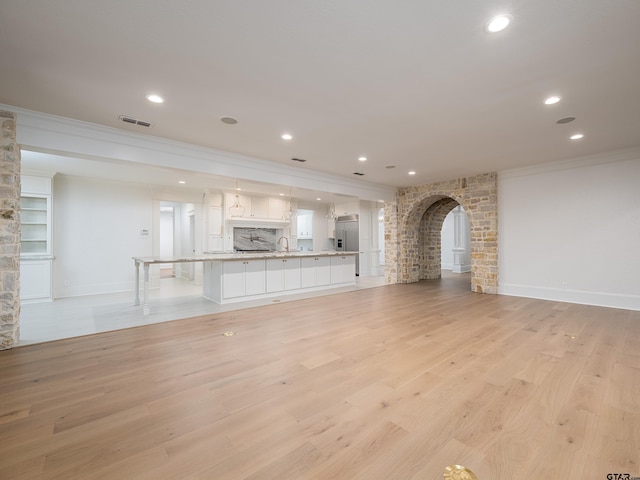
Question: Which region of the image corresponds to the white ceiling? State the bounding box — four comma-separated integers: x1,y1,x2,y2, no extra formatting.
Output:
1,1,640,189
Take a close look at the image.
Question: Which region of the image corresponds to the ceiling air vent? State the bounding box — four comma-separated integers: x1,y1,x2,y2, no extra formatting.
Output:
556,116,576,124
119,115,153,127
353,172,365,176
291,157,307,163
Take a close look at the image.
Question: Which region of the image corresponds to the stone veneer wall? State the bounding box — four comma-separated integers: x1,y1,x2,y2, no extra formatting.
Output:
419,197,459,281
0,110,21,349
384,172,498,294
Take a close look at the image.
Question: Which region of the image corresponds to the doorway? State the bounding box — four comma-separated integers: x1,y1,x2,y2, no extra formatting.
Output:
159,204,175,278
440,205,471,274
158,201,196,281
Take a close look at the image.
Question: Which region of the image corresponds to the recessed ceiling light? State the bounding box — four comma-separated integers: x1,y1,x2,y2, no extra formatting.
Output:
279,193,285,196
485,14,513,33
281,133,293,140
408,171,416,175
544,96,561,105
570,133,584,140
236,187,241,191
358,156,367,162
178,180,186,184
221,117,238,125
316,197,322,201
145,94,164,104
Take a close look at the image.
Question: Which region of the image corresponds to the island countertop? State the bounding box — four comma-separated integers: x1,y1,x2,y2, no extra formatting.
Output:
132,250,357,264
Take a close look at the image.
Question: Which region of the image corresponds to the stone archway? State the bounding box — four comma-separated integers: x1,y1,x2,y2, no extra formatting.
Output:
384,172,498,294
418,196,461,280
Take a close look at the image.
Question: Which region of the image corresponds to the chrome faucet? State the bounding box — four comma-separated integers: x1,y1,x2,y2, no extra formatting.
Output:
277,236,289,253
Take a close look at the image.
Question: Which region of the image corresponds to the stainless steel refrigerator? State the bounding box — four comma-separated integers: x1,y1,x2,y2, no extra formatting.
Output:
335,214,360,276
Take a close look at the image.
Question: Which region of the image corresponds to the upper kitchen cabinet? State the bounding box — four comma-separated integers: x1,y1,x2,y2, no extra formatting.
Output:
249,196,269,218
224,193,290,221
268,197,290,221
297,212,313,239
334,201,359,216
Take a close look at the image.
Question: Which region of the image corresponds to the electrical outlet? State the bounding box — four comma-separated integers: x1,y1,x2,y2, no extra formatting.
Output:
561,281,568,289
64,280,70,287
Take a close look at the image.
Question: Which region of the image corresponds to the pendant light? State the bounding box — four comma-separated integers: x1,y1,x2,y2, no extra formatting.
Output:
228,180,246,217
282,187,295,221
326,200,337,220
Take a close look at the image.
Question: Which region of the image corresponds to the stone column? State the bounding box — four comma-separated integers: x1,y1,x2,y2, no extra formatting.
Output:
383,199,398,284
0,110,21,349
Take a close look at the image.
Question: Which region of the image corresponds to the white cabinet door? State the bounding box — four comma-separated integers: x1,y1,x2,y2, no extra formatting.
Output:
268,197,285,220
297,214,312,238
330,256,343,284
301,256,330,287
223,260,246,298
316,256,331,286
244,259,266,295
331,255,355,284
209,206,222,235
301,257,317,288
267,258,301,292
20,259,52,301
224,259,266,297
335,201,359,216
250,197,269,218
266,259,284,292
283,258,301,290
208,205,223,251
345,255,356,279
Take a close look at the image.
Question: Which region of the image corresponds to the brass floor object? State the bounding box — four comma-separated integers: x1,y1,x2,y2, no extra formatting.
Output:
443,464,478,480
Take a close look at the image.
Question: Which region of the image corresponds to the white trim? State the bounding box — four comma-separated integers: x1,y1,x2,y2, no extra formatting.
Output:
451,264,471,273
227,218,290,227
498,284,640,312
499,145,640,179
3,104,396,202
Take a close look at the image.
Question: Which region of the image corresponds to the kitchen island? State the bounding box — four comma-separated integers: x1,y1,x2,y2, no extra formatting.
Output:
133,251,357,314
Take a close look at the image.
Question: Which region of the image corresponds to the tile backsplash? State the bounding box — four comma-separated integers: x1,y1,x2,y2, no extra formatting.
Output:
233,228,277,251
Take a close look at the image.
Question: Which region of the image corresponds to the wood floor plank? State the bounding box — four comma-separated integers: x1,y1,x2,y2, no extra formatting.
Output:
1,273,639,479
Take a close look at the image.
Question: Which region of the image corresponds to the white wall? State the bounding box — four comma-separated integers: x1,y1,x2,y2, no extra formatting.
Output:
498,150,640,310
53,175,154,297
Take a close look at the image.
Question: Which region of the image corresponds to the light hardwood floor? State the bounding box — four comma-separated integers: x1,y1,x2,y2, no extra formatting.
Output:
18,275,386,345
1,273,639,479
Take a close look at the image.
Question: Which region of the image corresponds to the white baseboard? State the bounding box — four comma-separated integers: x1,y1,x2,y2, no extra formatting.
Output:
498,284,640,311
